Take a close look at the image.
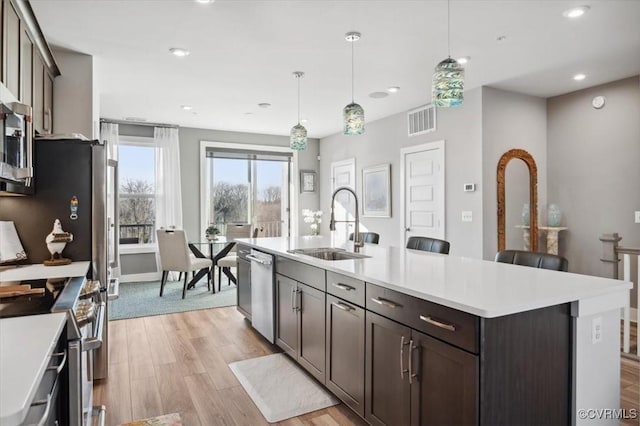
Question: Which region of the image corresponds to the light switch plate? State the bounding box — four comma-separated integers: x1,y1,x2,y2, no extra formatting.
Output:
592,316,602,344
635,211,640,223
461,211,473,222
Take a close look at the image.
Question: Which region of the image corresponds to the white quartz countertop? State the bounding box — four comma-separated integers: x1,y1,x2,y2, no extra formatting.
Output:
236,236,631,318
0,313,67,426
0,261,90,282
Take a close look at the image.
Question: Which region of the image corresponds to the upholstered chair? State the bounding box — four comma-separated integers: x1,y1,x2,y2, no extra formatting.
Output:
348,232,380,244
495,249,568,272
406,236,450,254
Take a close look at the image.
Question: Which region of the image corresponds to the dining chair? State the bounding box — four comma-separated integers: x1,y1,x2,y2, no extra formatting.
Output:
495,249,568,271
156,229,212,299
348,232,380,244
215,224,252,291
406,236,450,254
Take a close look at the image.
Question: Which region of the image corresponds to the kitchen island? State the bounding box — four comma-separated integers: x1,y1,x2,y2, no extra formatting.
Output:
236,236,631,426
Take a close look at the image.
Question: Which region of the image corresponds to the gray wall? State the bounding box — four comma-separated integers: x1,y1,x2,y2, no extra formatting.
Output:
481,87,548,260
319,87,484,258
547,76,640,278
178,127,320,242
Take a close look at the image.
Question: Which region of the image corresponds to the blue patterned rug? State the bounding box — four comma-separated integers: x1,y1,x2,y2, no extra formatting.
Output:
109,278,236,320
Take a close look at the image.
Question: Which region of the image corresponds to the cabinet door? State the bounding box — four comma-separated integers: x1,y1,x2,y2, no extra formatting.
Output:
20,24,32,106
410,330,478,426
3,0,20,97
236,258,251,319
326,294,365,417
365,311,411,426
44,71,53,133
33,51,44,133
297,282,325,383
275,273,297,358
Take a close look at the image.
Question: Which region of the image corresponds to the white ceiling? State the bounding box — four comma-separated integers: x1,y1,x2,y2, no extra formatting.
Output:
31,0,640,138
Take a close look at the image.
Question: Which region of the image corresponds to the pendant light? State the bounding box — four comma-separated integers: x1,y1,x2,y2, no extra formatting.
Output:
432,0,464,107
290,71,307,151
343,31,364,135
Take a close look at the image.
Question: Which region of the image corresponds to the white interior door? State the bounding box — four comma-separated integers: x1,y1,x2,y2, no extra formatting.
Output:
401,141,445,244
330,158,356,244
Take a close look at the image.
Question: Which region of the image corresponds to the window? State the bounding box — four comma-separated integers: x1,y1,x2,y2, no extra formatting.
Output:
118,138,156,244
203,146,291,237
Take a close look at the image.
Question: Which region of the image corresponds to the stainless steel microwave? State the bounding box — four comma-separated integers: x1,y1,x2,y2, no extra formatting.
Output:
0,102,33,195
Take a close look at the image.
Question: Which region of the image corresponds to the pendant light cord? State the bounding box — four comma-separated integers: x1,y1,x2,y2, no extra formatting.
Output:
447,0,451,58
351,39,355,103
297,75,301,124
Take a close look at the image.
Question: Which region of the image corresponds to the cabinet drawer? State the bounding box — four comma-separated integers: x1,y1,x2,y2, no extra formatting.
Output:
327,271,365,307
276,256,325,291
366,283,478,353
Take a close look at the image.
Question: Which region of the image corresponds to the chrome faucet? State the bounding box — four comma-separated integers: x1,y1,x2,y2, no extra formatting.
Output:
329,186,363,252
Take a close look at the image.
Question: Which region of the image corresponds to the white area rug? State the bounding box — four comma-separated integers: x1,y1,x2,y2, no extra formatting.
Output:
229,353,339,423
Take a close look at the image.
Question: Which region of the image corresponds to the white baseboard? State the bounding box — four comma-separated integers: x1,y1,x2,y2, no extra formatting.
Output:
120,271,161,283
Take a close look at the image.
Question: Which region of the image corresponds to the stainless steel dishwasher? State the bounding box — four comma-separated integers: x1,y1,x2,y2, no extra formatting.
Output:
247,249,275,343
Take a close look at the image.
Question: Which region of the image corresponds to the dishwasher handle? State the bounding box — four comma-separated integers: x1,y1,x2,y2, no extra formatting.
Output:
246,254,272,266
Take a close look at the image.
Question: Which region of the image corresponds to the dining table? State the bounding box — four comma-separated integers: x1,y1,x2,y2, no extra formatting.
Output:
187,237,237,292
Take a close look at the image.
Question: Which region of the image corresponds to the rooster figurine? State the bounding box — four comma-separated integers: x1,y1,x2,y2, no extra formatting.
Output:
44,219,73,266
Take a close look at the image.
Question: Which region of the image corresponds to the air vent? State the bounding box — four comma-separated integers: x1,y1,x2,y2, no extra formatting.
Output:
407,104,436,136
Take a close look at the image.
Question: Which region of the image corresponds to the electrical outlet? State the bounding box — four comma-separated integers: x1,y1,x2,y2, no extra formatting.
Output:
461,211,473,222
592,316,602,344
635,211,640,223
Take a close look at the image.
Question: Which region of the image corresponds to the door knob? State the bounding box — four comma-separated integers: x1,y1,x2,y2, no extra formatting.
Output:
406,227,411,232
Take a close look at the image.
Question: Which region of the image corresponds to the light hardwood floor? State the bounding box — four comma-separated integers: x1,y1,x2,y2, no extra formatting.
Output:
95,307,639,426
94,307,367,426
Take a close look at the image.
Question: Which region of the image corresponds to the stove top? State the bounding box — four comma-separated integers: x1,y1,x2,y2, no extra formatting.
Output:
0,277,69,318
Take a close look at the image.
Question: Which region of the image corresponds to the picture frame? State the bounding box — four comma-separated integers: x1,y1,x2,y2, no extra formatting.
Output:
362,163,391,217
300,170,316,193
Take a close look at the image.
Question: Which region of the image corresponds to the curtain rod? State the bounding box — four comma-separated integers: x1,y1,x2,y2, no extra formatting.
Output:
100,118,179,129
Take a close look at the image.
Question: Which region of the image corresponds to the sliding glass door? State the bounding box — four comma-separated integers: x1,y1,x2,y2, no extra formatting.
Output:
204,149,290,237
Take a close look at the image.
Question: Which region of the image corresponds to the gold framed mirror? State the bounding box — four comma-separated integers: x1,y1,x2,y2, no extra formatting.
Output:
497,149,538,252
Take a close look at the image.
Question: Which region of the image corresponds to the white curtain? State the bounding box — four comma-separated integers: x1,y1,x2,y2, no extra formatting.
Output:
100,122,119,160
154,127,183,231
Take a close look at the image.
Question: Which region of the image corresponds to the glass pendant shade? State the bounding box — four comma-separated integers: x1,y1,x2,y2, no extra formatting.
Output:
343,102,364,135
290,123,307,150
432,57,464,107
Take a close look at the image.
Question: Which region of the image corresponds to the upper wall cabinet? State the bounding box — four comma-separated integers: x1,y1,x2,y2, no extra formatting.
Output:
1,0,59,134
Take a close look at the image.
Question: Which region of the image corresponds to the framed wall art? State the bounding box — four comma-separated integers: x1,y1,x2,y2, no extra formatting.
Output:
300,170,316,193
362,163,391,217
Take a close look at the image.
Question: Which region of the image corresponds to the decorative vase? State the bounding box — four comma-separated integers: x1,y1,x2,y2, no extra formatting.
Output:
521,204,530,226
547,204,562,227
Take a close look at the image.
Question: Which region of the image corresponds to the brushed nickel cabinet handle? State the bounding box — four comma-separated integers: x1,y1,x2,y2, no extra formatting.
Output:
408,340,419,384
420,315,456,332
332,301,354,312
291,287,296,312
332,282,355,292
371,297,401,309
400,335,409,379
47,350,67,374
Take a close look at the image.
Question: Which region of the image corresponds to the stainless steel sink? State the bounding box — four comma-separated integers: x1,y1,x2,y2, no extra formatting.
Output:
287,247,370,261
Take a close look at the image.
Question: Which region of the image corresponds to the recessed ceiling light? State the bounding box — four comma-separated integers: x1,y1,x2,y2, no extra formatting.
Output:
573,73,586,81
195,0,214,3
387,86,400,93
496,35,507,41
457,56,470,65
169,47,190,57
562,5,590,18
369,91,389,99
181,105,193,111
258,103,271,108
300,119,308,124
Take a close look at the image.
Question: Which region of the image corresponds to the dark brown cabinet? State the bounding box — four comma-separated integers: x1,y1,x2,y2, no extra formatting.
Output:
326,294,365,417
236,256,252,319
365,312,412,426
275,273,326,383
365,311,478,426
